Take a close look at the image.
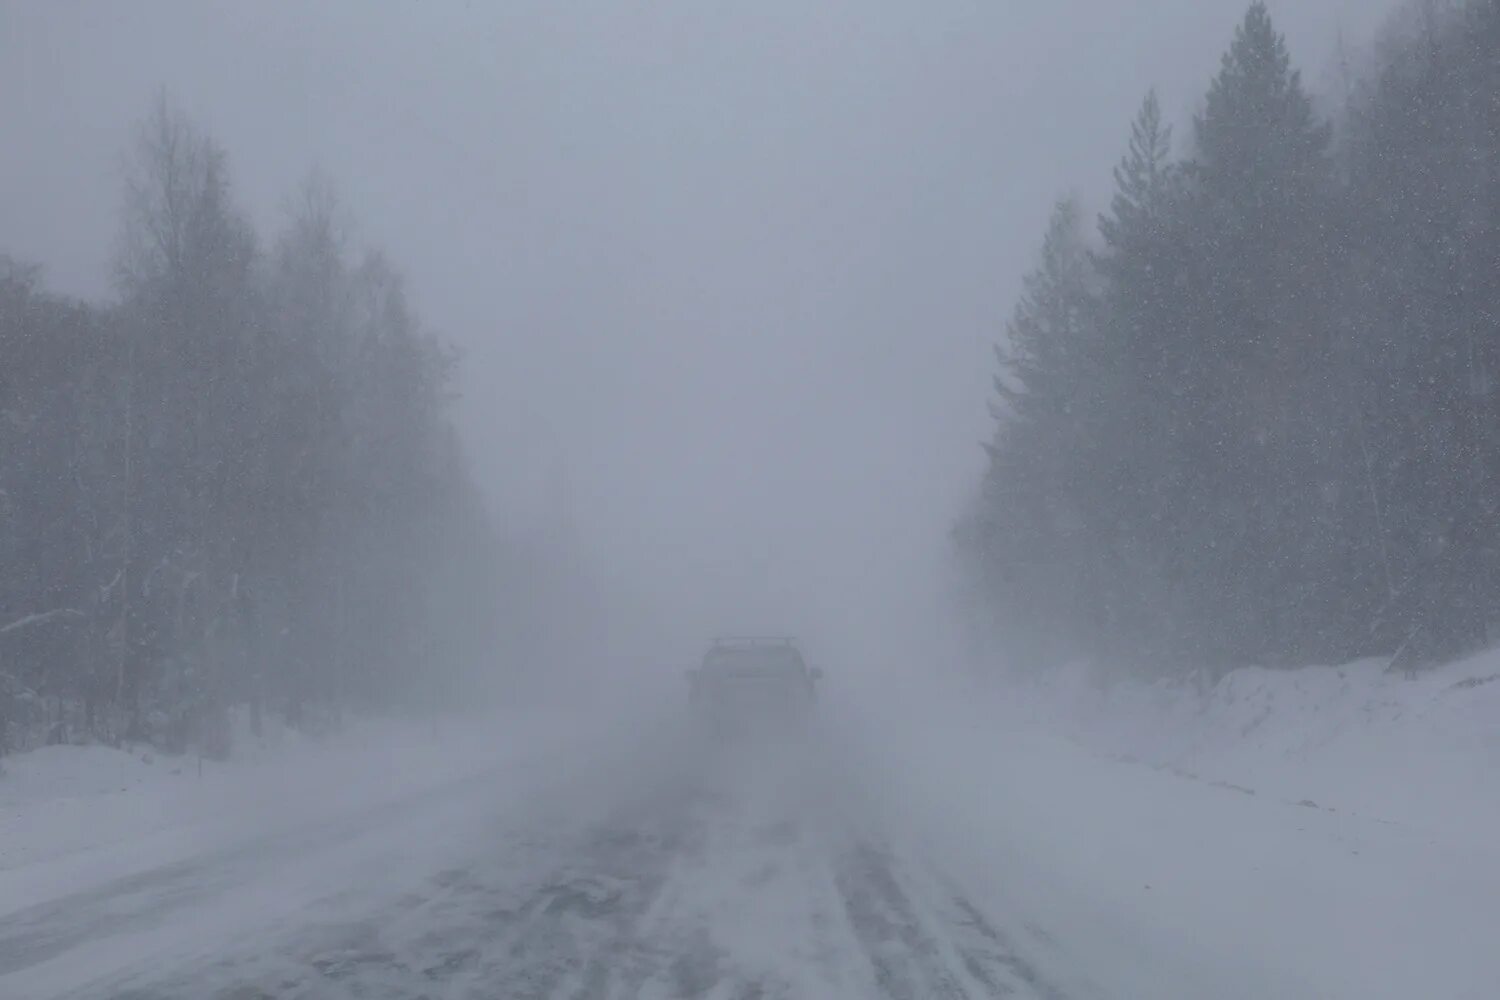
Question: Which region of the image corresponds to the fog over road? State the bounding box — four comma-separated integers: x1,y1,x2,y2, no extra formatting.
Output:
5,4,1498,999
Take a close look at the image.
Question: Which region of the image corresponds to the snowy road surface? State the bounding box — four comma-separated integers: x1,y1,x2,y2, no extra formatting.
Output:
3,697,1497,1000
0,722,1077,1000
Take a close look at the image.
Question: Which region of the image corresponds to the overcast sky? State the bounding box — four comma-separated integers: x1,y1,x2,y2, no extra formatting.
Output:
1,1,1399,671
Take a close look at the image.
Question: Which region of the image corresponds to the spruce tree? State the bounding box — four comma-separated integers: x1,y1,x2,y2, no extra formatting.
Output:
977,200,1108,662
1174,2,1337,666
1343,0,1500,664
1092,92,1192,667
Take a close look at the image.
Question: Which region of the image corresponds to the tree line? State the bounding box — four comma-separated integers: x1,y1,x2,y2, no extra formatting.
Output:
957,1,1500,675
1,98,507,755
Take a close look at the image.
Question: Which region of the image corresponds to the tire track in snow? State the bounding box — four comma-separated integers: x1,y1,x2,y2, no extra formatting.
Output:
20,733,1074,1000
111,783,713,1000
0,768,507,986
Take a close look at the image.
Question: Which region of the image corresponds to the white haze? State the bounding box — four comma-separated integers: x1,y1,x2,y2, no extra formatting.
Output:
1,0,1395,680
15,9,1500,999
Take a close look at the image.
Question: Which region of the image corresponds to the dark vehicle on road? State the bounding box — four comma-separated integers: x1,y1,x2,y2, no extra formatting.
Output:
687,637,821,732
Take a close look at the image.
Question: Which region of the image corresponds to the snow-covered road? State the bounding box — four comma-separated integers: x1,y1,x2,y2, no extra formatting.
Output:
217,767,1059,1000
3,681,1498,1000
0,721,1075,1000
